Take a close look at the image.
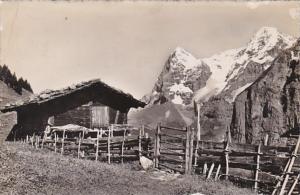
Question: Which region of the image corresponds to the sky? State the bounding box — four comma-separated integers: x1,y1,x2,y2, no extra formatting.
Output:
1,1,299,99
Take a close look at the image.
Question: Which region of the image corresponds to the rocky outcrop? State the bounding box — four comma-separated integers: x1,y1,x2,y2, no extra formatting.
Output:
142,47,211,105
231,39,300,145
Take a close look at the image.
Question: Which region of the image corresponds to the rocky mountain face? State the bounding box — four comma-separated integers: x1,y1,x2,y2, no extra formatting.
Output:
231,39,300,145
141,27,296,141
142,47,211,105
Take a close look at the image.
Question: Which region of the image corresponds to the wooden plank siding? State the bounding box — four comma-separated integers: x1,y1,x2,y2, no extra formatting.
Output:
54,101,128,129
91,106,109,128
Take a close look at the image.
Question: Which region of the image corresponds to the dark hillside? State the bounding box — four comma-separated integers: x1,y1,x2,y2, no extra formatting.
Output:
0,64,33,95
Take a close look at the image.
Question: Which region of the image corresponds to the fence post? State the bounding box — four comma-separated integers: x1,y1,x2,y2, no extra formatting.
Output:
35,136,38,149
203,162,208,175
224,140,230,180
154,123,161,168
121,128,126,164
215,164,221,181
41,135,44,149
254,143,261,192
95,130,99,161
264,134,269,146
207,163,215,179
107,126,111,164
185,127,190,174
287,173,300,195
200,141,205,175
78,133,81,159
61,130,65,155
54,133,57,153
142,125,145,136
139,127,142,158
278,135,300,195
189,127,194,174
111,124,114,138
193,103,201,169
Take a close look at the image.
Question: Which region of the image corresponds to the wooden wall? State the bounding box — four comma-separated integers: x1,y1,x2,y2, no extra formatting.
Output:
16,109,49,138
54,104,91,128
54,101,128,129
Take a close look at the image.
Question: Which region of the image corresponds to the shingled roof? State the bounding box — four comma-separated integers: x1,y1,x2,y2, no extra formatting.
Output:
1,79,146,113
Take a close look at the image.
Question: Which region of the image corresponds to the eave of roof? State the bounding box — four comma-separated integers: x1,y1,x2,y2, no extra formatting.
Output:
1,79,146,113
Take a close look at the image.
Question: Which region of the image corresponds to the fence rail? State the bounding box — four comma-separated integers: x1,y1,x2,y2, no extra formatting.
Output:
153,124,300,194
27,124,152,164
20,123,300,194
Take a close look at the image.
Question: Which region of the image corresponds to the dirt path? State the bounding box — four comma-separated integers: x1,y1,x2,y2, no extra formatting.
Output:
0,142,255,195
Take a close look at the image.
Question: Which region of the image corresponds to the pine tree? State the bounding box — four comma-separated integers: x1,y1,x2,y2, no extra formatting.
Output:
0,64,33,94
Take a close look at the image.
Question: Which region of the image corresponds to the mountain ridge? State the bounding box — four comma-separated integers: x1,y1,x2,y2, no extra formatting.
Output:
134,27,297,141
143,27,296,106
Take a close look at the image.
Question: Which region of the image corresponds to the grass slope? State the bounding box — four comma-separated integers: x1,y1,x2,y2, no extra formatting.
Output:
0,142,255,195
0,80,32,108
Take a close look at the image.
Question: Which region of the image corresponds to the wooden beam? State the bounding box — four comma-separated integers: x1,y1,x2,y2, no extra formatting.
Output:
114,110,120,124
95,130,99,161
203,162,208,175
207,163,215,179
278,135,300,195
264,134,269,146
215,164,221,181
108,126,111,164
254,143,261,192
287,173,300,195
194,104,201,168
121,128,126,164
189,127,194,174
61,130,65,155
185,127,190,174
54,133,57,153
154,124,161,168
225,141,230,180
138,128,142,158
78,133,81,159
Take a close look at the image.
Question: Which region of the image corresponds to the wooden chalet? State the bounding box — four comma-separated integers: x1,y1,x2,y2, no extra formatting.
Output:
1,79,146,139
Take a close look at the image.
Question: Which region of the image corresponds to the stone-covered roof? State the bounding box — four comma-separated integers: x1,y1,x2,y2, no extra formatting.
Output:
1,79,146,113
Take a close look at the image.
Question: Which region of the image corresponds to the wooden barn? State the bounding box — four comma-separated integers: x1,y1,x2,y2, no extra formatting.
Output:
1,79,146,139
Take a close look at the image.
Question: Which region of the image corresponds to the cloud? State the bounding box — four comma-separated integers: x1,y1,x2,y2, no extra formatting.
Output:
246,1,270,10
289,8,300,20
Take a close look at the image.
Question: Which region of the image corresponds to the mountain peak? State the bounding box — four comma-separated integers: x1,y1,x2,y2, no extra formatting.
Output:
146,26,296,107
170,47,201,70
246,26,295,54
254,26,279,37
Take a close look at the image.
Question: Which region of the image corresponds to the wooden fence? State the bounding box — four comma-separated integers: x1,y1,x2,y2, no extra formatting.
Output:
153,124,192,174
20,122,300,194
27,124,152,164
153,124,300,194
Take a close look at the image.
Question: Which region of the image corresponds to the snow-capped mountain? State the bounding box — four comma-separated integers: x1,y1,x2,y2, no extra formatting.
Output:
197,27,295,103
143,27,296,106
138,27,297,141
142,47,211,105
